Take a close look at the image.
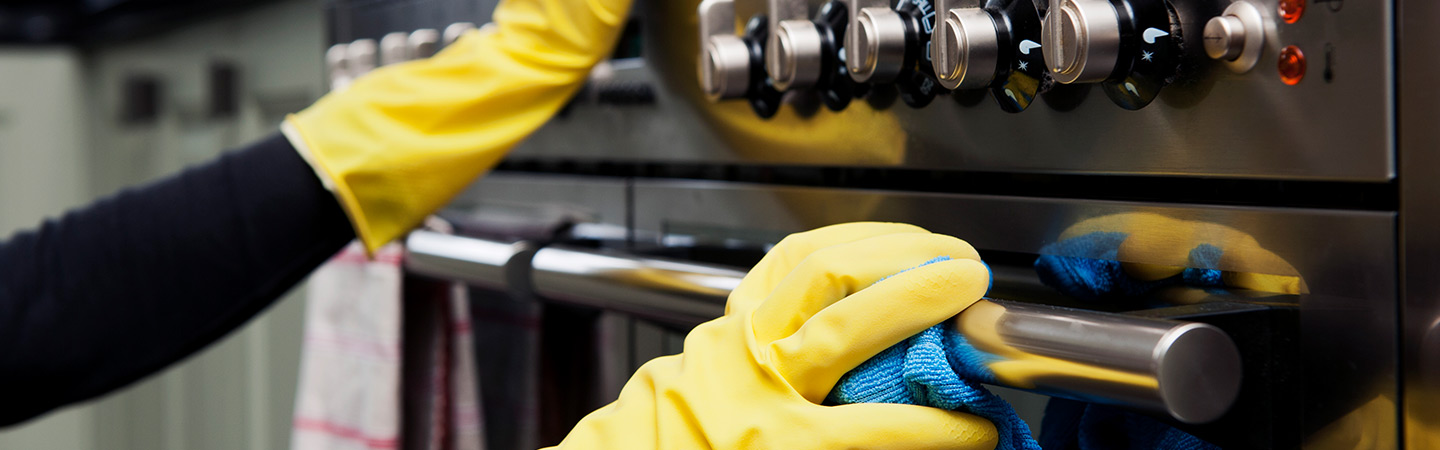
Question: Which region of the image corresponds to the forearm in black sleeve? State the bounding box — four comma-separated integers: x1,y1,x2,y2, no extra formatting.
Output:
0,133,356,426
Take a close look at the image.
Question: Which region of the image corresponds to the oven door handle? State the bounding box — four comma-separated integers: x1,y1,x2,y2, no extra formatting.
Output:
404,230,1241,424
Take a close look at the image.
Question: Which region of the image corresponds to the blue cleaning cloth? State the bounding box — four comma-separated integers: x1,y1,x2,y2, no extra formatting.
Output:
827,256,1042,450
829,323,1042,450
1034,232,1224,302
829,252,1221,450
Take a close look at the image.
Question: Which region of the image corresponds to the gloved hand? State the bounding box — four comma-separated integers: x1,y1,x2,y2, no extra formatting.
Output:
551,222,1000,449
1035,212,1306,301
283,0,633,253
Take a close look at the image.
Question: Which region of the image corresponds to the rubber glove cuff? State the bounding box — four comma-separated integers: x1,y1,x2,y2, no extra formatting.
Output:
284,0,633,253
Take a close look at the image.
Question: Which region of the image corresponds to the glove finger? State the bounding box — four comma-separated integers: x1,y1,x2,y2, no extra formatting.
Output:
804,403,999,450
751,232,981,344
1216,239,1307,294
771,258,991,402
727,222,931,315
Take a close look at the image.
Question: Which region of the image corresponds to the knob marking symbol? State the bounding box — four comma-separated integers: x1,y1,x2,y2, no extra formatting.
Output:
1019,39,1041,55
1142,27,1169,44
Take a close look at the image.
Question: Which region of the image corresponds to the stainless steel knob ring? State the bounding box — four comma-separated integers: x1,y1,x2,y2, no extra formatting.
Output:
1205,1,1266,74
849,6,908,83
409,29,440,59
933,8,1002,90
700,35,754,101
1041,0,1121,84
379,31,411,66
769,19,825,91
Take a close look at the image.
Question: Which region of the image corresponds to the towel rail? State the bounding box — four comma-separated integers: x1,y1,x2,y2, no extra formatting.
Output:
403,230,1241,423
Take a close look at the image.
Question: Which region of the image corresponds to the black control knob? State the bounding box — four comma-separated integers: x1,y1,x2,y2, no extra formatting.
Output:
742,16,786,118
846,0,944,108
1040,0,1180,109
892,0,944,108
930,0,1045,112
812,1,862,111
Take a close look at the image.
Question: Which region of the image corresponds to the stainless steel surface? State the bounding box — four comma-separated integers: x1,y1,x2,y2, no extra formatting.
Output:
404,229,738,326
1423,316,1440,417
1202,16,1243,60
1400,0,1440,446
933,6,1001,90
529,246,740,324
408,29,440,59
457,174,656,247
1042,0,1121,84
770,19,824,90
698,0,737,46
961,300,1242,423
404,219,1242,423
1205,2,1265,73
402,230,738,324
629,179,1394,299
404,230,525,290
379,31,410,65
698,0,752,100
510,0,1393,180
624,178,1398,441
848,4,907,83
442,22,476,46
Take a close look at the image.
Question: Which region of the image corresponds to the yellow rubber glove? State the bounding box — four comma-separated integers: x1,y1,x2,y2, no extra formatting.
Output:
551,222,999,450
282,0,632,253
1056,212,1307,294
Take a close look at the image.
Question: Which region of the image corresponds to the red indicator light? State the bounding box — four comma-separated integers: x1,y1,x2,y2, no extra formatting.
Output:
1278,45,1306,85
1279,0,1305,23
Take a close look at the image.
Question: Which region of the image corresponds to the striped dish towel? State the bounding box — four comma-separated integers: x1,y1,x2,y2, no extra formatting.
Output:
292,232,484,450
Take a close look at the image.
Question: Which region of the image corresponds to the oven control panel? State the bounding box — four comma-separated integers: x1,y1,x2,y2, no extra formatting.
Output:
326,0,1394,181
527,0,1390,180
700,0,1339,112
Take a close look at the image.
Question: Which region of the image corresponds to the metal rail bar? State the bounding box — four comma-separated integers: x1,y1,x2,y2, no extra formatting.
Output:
404,230,1241,423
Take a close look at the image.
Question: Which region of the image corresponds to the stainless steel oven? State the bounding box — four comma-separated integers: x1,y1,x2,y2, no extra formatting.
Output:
324,0,1439,447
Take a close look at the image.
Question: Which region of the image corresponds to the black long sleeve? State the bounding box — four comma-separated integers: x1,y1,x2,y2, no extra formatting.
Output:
0,133,356,426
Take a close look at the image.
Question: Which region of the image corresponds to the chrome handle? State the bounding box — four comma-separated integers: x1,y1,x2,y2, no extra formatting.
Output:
405,230,736,324
403,230,1241,423
529,246,741,324
404,230,528,290
960,299,1241,423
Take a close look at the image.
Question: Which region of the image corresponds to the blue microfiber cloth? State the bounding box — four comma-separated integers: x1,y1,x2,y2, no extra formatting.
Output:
827,256,1042,450
829,324,1042,450
1034,232,1225,301
828,253,1221,450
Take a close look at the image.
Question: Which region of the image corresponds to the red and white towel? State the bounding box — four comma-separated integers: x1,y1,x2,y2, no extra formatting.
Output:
292,235,484,450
